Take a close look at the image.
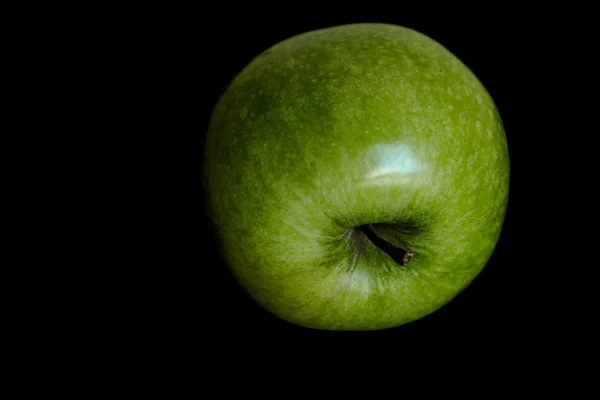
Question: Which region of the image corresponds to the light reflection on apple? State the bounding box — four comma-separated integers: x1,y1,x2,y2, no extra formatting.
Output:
365,143,428,186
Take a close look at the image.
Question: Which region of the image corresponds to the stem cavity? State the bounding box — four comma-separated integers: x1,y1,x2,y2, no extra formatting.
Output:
359,224,414,266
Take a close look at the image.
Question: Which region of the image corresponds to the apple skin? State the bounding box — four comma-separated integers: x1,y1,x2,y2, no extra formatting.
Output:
204,23,509,330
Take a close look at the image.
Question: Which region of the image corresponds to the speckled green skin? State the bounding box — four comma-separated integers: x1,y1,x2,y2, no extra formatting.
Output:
204,23,509,330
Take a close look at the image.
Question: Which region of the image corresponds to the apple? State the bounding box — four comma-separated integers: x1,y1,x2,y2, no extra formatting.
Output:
203,23,509,330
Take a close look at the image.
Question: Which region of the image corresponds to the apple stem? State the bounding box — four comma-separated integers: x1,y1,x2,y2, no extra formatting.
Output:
359,224,414,266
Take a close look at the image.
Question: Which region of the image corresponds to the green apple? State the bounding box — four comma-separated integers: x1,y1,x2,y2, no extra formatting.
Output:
204,23,509,330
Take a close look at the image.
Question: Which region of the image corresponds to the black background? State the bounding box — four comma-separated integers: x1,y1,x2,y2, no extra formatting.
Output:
9,2,592,384
133,7,563,358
